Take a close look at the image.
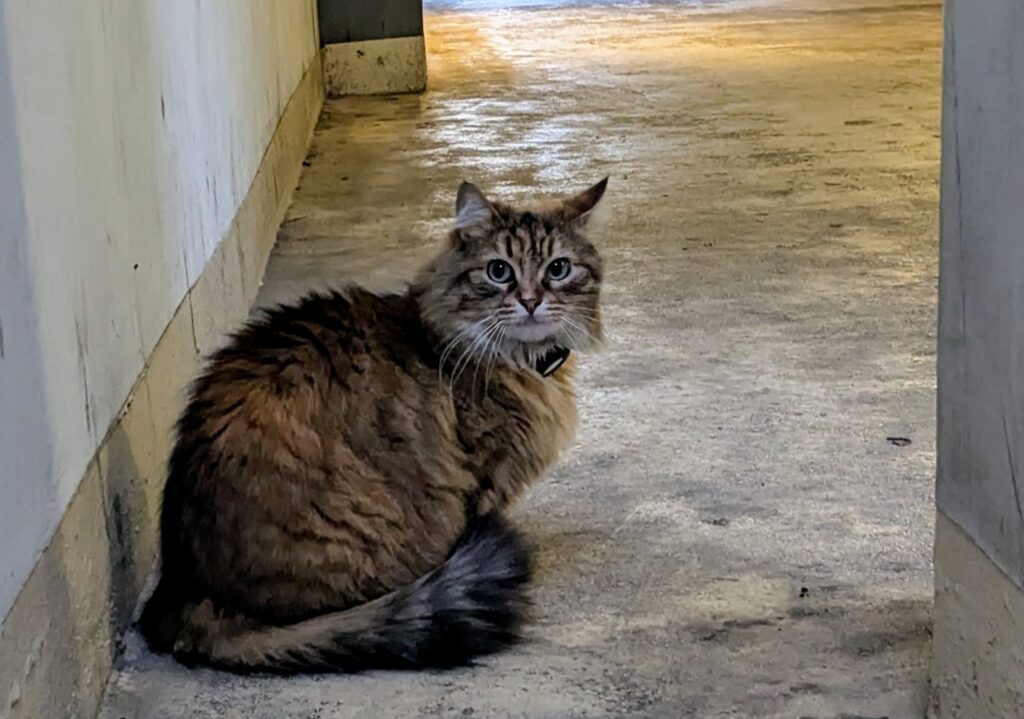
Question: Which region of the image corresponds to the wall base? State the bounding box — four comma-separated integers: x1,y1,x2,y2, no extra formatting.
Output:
930,511,1024,718
0,55,323,719
322,36,427,97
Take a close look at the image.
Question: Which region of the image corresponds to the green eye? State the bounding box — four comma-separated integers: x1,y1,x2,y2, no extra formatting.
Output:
547,258,572,281
486,259,514,284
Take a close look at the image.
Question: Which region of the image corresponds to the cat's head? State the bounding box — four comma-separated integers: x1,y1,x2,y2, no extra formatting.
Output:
416,179,608,370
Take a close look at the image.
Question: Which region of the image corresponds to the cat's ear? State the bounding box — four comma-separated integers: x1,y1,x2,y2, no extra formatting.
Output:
455,181,495,230
562,177,609,231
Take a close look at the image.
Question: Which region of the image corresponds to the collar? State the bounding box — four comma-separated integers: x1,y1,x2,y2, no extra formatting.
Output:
536,346,571,377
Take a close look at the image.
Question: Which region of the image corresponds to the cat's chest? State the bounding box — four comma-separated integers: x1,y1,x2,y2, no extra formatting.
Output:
511,372,577,462
456,367,578,475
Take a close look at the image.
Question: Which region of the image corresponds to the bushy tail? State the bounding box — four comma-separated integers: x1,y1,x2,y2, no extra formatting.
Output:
139,514,532,674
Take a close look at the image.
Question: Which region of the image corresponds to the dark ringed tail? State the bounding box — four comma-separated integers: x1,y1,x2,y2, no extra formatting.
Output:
139,513,533,674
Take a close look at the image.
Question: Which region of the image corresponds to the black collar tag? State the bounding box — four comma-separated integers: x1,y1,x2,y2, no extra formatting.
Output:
536,346,570,377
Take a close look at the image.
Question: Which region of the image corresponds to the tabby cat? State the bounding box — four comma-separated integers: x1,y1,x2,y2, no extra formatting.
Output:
139,178,608,673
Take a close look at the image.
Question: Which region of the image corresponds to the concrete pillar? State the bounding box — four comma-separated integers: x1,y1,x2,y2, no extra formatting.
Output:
931,1,1024,716
318,0,427,97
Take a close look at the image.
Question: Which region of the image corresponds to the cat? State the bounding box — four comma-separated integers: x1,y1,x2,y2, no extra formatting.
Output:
139,178,608,674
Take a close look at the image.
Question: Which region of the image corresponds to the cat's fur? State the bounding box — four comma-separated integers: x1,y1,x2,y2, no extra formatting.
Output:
139,179,608,674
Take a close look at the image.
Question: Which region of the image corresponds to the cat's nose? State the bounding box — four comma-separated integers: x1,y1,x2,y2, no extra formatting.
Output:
518,296,539,315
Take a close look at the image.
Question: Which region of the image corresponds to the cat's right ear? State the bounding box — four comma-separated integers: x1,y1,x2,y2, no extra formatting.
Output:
454,182,494,230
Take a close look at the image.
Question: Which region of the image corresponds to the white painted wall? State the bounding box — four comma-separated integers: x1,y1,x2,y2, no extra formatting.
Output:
0,0,319,620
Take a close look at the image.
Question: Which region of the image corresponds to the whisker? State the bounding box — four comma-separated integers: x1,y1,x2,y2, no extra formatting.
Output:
558,316,597,350
561,307,602,319
558,313,595,335
555,305,600,317
451,320,503,393
439,317,500,386
485,325,507,392
437,322,486,388
459,325,503,399
438,327,473,369
471,326,494,395
472,320,505,402
448,336,484,394
560,322,585,353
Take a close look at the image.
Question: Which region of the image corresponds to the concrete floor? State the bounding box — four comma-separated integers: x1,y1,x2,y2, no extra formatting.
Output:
100,0,941,717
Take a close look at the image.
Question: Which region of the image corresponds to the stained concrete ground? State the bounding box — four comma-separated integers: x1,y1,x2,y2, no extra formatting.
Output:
100,0,941,717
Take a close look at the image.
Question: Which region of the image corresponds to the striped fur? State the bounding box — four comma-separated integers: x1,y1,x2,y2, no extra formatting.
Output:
142,514,530,673
139,181,607,673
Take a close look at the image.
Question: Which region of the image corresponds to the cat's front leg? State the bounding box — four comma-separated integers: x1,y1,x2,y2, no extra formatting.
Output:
469,443,553,516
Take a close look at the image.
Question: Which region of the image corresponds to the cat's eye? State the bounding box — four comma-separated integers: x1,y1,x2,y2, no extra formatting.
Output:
546,258,572,281
486,259,515,284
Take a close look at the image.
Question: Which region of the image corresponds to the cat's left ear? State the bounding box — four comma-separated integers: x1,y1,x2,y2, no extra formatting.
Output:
562,177,609,232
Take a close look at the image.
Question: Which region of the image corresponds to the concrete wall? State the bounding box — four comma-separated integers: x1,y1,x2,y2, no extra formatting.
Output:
0,0,317,621
319,0,426,96
0,2,324,715
931,0,1024,715
318,0,424,44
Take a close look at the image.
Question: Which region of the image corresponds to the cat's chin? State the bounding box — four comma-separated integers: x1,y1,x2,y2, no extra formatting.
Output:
505,321,561,344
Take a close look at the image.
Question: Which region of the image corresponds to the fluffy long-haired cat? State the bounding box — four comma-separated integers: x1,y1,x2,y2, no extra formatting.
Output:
140,178,608,674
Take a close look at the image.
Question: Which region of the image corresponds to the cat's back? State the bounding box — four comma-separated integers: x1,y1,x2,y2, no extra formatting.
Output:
189,289,429,407
167,287,438,498
212,288,425,384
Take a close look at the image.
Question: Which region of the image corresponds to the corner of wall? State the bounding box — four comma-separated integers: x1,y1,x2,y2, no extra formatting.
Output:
929,511,1024,719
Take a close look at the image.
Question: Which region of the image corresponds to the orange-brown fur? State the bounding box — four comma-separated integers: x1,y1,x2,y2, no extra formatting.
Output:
140,179,608,672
